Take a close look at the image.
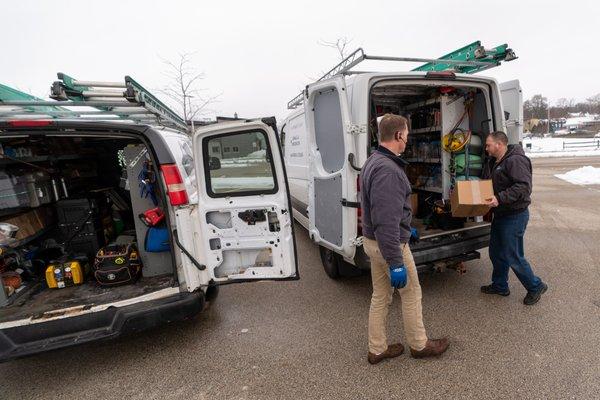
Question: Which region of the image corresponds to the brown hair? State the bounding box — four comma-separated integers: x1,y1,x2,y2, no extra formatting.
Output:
488,131,508,145
378,113,408,142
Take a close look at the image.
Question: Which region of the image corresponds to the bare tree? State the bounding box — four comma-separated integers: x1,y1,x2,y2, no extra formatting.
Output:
318,37,352,61
304,37,354,81
159,53,221,131
586,93,600,114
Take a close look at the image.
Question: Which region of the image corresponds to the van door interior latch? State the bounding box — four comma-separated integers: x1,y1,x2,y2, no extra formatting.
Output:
341,199,360,208
238,209,267,225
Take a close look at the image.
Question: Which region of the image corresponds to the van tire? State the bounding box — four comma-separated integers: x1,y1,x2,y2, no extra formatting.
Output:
319,246,341,279
205,284,220,303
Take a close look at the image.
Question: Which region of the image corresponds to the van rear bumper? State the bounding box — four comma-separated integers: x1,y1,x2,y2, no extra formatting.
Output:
0,291,204,362
412,225,491,266
354,224,491,269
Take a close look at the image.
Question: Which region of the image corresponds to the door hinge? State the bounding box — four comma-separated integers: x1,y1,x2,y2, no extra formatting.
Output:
350,236,364,246
341,198,360,208
347,124,367,135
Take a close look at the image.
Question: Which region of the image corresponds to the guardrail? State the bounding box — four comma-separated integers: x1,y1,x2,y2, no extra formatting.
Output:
563,140,600,150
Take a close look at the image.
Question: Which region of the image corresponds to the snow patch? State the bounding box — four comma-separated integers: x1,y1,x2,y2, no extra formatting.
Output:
246,149,266,158
555,166,600,185
523,138,600,158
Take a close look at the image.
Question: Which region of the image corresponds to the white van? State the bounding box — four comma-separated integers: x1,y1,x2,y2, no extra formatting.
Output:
280,52,522,278
0,86,298,360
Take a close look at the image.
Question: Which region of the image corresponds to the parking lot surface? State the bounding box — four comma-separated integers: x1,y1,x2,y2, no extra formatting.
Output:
1,156,600,400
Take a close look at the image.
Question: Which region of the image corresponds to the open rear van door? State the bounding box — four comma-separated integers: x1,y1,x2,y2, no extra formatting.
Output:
305,77,358,260
190,119,298,284
500,80,523,143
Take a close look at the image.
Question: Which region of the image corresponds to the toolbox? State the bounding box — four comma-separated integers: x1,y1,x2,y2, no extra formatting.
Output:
45,260,85,289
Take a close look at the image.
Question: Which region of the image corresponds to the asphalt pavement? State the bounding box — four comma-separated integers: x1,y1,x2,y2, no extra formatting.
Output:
1,156,600,399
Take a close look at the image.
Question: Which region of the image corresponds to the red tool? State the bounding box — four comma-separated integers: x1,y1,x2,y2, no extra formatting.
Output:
138,208,165,227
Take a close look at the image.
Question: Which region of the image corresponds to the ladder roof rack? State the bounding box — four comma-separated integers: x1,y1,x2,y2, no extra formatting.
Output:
0,73,188,132
287,41,517,109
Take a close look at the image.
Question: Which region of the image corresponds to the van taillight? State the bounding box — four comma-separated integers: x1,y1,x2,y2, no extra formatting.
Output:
160,164,189,206
7,120,53,127
425,71,456,80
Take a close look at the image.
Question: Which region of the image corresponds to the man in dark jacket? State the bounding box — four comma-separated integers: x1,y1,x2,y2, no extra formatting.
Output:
482,131,547,305
361,114,449,365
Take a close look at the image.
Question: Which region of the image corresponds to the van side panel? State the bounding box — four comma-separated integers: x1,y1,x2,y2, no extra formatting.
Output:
282,110,310,225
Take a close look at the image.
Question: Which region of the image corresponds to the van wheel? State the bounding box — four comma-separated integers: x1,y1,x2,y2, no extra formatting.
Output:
319,246,341,279
205,284,219,303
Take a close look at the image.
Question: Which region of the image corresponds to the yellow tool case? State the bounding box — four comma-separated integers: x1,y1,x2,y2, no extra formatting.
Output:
45,261,85,289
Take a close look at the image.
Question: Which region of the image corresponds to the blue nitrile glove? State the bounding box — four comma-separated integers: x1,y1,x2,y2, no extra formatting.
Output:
389,264,407,289
410,227,420,244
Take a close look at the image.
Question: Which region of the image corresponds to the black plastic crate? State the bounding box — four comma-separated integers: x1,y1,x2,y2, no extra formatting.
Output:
67,229,105,260
56,198,99,224
56,198,105,238
58,220,101,237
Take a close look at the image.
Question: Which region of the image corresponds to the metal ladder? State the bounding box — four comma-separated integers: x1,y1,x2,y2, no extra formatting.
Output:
287,41,517,109
0,73,188,132
0,83,67,115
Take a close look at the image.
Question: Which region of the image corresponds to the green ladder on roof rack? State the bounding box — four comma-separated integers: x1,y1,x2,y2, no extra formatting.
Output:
0,83,68,115
0,73,188,132
412,41,516,74
287,40,517,109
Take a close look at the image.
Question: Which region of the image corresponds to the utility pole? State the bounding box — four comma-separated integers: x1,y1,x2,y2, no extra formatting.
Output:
547,98,551,135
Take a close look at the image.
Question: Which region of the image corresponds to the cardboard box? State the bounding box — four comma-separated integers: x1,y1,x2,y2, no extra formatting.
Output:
451,180,494,217
410,193,418,214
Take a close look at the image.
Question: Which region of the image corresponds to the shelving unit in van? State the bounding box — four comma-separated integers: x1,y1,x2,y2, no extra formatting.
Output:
403,98,444,194
410,126,442,134
405,157,441,164
402,91,485,199
413,186,443,194
0,154,84,164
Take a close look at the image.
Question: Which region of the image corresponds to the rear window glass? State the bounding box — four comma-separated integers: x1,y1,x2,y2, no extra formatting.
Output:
203,130,277,197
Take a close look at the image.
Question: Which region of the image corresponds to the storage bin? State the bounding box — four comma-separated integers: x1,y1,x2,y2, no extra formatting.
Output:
0,173,29,210
24,172,54,208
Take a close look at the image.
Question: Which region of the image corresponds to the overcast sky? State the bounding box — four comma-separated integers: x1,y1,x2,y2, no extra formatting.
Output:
2,0,598,120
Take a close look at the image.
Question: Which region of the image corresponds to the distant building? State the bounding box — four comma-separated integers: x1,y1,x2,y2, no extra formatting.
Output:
208,133,266,159
564,113,599,131
189,114,268,159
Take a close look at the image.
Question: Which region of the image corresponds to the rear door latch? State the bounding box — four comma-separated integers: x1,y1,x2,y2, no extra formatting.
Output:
341,198,360,208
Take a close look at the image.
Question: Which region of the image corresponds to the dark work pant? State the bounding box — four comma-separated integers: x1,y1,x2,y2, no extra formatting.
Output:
488,209,544,293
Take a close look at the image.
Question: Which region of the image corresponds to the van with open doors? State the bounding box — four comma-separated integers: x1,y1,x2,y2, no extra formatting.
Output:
279,43,522,278
0,75,297,361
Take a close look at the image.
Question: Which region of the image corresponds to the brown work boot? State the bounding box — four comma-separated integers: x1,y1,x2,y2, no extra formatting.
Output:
410,338,449,359
367,343,404,365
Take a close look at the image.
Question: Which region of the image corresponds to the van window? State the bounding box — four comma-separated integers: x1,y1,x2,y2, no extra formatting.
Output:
203,130,277,197
313,87,345,173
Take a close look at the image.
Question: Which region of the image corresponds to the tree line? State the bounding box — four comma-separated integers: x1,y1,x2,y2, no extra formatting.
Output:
524,94,600,120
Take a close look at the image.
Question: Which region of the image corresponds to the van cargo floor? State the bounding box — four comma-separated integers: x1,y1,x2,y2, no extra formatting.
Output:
0,275,175,324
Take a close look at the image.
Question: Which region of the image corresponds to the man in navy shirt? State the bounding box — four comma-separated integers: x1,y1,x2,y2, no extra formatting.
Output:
482,131,547,305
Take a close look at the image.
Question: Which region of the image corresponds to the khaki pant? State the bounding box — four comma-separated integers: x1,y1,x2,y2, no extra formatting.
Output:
363,237,428,353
